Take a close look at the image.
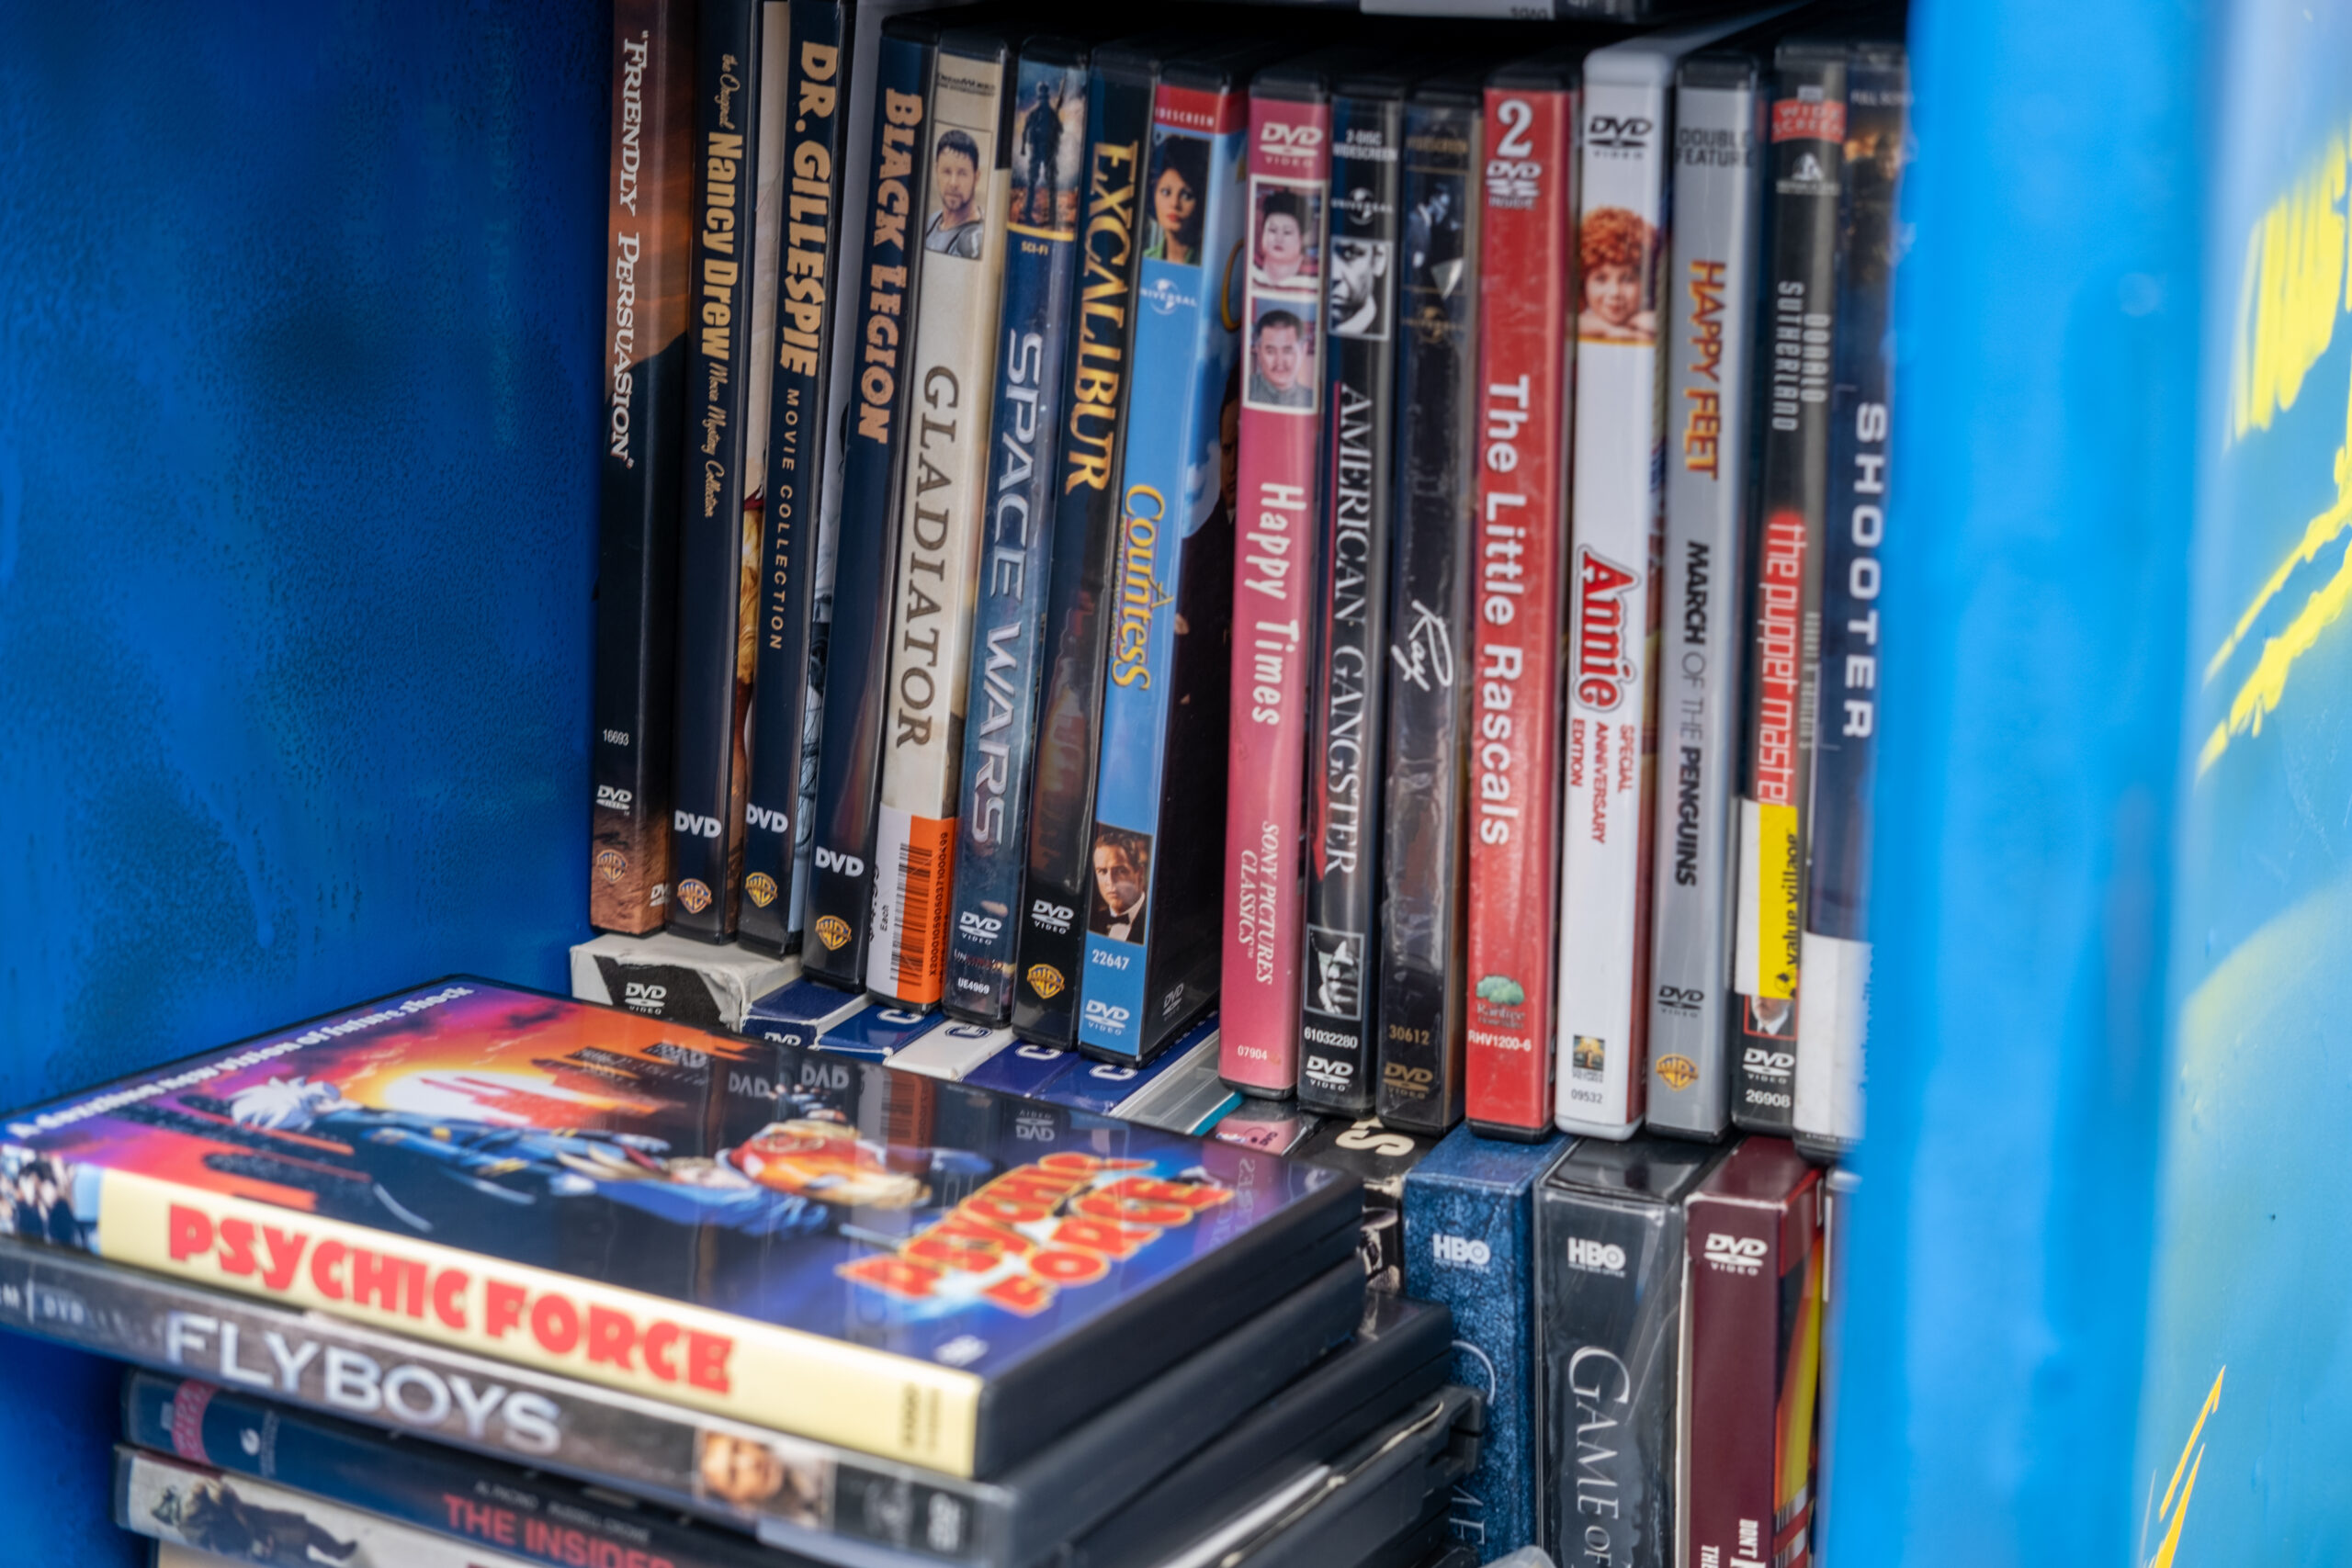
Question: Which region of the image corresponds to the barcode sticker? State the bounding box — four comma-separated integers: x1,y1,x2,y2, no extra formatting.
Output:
867,806,956,1006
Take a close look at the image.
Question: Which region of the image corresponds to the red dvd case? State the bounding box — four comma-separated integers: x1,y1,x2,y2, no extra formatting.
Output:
1464,52,1580,1138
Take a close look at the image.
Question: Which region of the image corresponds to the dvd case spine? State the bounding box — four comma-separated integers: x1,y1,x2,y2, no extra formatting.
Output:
1221,78,1337,1097
1007,49,1159,1046
866,35,1013,1007
1682,1142,1826,1568
590,0,695,936
1795,41,1906,1163
740,0,850,953
671,0,792,941
1464,63,1577,1139
1075,73,1250,1064
944,46,1092,1025
119,1447,544,1568
1730,44,1846,1134
804,25,939,986
1645,55,1765,1143
1555,56,1678,1142
1297,80,1406,1117
1375,79,1482,1135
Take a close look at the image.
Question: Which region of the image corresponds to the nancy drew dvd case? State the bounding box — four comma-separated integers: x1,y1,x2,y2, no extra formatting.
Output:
0,981,1360,1478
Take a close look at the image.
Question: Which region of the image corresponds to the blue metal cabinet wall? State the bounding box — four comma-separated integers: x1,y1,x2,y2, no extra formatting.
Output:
0,2,606,1560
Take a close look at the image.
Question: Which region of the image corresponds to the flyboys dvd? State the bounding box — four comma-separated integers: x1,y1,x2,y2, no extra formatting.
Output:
1645,41,1770,1143
1534,1135,1727,1567
0,980,1359,1476
805,20,941,989
1554,16,1758,1142
1009,39,1167,1049
590,0,695,937
1298,63,1412,1118
1464,50,1580,1140
1375,65,1483,1135
1220,56,1339,1100
868,28,1016,1008
1796,34,1908,1164
1074,54,1250,1066
672,0,795,942
945,41,1093,1025
1732,38,1847,1135
741,1,852,954
1682,1137,1826,1568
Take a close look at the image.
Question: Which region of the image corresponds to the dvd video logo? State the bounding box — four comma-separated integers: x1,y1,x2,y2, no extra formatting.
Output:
621,981,667,1013
1430,1233,1491,1269
1081,999,1132,1029
1259,120,1324,161
1585,115,1654,151
1029,898,1074,935
1565,1236,1628,1275
1573,547,1641,711
1702,1233,1767,1275
958,911,1002,939
745,802,788,834
594,784,633,811
815,846,865,877
673,810,722,839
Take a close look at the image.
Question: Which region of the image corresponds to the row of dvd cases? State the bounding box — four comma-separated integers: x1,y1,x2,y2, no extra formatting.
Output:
588,0,1905,1146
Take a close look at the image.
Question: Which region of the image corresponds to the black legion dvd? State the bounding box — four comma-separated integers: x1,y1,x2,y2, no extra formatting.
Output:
590,0,695,937
1298,63,1411,1117
1374,66,1483,1134
672,0,794,941
806,20,941,987
946,40,1093,1025
741,0,851,953
1732,38,1845,1134
1009,39,1164,1047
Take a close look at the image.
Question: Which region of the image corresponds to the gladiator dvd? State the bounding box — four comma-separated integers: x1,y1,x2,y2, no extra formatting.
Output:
119,1448,541,1568
1297,63,1413,1118
119,1263,1363,1568
944,42,1093,1025
1293,1115,1442,1295
1795,36,1907,1164
805,21,941,989
1681,1137,1824,1568
1464,51,1579,1140
1400,1122,1573,1558
1534,1135,1727,1567
1731,39,1847,1135
1645,45,1769,1143
740,0,851,955
589,0,695,937
1009,39,1166,1050
671,0,794,942
867,29,1015,1008
1220,56,1340,1099
0,979,1359,1476
1074,56,1249,1066
1374,66,1483,1135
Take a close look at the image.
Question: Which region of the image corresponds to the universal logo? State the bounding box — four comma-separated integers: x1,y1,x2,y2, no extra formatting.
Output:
1564,1237,1627,1276
1340,185,1385,226
1702,1232,1766,1275
1140,275,1193,317
1586,115,1654,152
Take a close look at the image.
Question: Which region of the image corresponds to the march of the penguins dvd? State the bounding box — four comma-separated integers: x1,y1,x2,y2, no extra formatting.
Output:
1074,56,1249,1065
1297,65,1409,1117
1644,42,1767,1142
944,41,1092,1024
1731,38,1846,1134
590,0,695,937
867,29,1014,1007
1797,34,1908,1163
1009,41,1164,1047
740,0,850,954
1374,67,1483,1135
671,0,793,942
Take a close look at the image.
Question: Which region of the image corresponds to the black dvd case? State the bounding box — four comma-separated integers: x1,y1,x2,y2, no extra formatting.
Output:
1007,39,1166,1047
1293,1114,1442,1295
1534,1135,1728,1567
1374,66,1483,1134
741,0,852,953
1730,39,1847,1134
804,19,942,985
1299,63,1414,1116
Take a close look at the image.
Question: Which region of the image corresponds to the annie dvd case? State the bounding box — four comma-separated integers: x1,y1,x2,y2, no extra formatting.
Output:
0,980,1360,1478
